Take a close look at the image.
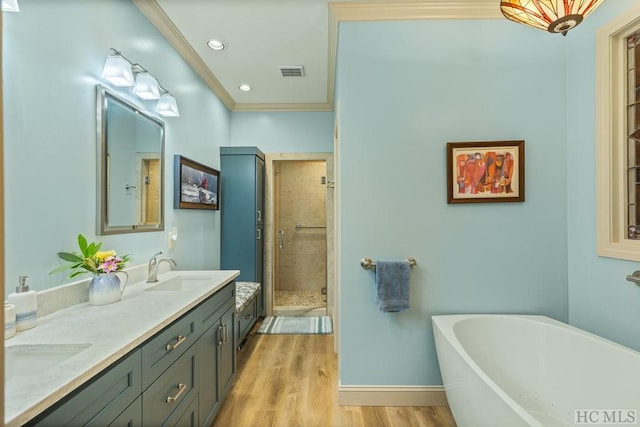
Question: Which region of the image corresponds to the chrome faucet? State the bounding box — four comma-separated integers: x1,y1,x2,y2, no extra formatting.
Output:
147,251,177,283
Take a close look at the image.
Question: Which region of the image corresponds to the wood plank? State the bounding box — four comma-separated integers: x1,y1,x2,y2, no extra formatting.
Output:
213,324,457,427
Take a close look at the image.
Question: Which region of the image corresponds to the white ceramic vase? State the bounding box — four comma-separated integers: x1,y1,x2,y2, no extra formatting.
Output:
88,272,129,306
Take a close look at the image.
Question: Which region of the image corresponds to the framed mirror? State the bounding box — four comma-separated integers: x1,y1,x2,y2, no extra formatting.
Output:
96,85,165,235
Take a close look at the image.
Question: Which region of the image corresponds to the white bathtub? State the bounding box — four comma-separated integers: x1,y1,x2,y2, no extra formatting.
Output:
432,315,640,427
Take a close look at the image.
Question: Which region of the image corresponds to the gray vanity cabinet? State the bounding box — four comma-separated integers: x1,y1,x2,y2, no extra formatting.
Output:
220,146,265,316
28,281,237,427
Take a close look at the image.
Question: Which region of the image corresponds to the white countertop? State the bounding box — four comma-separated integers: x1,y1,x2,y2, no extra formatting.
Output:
4,269,240,427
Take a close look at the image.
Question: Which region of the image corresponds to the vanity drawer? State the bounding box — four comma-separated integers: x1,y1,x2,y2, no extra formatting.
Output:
141,311,197,390
237,296,256,342
32,349,141,427
195,281,235,334
142,345,197,427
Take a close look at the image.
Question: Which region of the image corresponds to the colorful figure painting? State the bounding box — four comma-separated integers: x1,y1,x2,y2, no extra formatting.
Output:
447,141,524,204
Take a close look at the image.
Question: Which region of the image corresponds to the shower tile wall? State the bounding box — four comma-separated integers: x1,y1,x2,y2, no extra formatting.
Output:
274,160,327,293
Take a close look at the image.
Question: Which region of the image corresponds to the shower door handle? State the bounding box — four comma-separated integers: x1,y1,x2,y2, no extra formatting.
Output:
278,229,285,249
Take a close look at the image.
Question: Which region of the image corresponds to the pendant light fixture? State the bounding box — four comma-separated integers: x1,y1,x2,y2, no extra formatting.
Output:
500,0,607,36
1,0,20,12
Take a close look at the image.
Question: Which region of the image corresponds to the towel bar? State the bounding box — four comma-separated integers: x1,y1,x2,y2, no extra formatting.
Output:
295,224,326,230
360,257,417,270
625,270,640,287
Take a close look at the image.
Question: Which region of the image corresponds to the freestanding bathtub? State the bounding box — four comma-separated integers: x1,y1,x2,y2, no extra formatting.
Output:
432,315,640,427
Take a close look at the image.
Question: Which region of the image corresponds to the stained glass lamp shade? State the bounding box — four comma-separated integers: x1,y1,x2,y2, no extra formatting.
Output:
500,0,607,36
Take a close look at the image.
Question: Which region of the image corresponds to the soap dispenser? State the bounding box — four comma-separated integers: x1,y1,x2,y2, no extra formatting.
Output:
7,275,37,331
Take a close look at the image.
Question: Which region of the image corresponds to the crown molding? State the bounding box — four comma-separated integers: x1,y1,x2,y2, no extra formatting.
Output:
328,1,503,22
132,0,236,111
232,102,333,113
135,1,503,112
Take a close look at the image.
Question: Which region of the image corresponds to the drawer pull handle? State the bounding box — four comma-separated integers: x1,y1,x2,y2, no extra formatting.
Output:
166,335,187,351
245,313,252,320
165,383,187,404
218,325,224,346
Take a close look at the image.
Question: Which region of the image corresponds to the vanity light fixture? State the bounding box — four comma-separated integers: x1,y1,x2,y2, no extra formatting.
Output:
156,92,180,117
239,84,252,92
500,0,606,36
101,48,180,117
1,0,20,12
207,39,225,51
133,72,161,100
102,53,135,87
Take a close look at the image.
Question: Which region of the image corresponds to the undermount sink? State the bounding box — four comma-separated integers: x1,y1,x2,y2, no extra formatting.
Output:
145,276,215,292
5,343,92,387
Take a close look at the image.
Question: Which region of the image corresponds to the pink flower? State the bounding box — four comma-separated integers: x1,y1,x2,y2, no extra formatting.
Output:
98,259,119,273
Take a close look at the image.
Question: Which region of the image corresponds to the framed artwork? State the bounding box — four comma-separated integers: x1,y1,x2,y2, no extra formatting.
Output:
174,155,220,210
447,140,525,204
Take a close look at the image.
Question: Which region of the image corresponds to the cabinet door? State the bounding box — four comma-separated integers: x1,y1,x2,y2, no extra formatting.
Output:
220,154,257,281
197,322,219,427
255,155,265,315
256,155,265,228
217,305,236,401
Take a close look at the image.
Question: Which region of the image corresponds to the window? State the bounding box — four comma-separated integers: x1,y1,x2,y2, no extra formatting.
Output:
627,31,640,240
596,4,640,261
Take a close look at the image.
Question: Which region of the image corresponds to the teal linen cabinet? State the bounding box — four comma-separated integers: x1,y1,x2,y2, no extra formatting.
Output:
220,147,265,317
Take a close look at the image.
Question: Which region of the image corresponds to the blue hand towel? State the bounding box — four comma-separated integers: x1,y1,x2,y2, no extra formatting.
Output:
375,260,410,312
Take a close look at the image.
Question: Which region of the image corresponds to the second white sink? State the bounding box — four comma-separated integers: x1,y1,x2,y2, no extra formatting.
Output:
145,276,216,292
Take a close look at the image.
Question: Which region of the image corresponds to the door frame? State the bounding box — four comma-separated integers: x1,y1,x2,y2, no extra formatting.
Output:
264,152,333,318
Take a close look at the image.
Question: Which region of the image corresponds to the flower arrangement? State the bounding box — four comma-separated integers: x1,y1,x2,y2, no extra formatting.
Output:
50,234,131,278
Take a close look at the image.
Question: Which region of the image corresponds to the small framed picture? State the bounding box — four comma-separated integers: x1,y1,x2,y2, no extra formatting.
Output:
446,140,525,204
174,155,220,210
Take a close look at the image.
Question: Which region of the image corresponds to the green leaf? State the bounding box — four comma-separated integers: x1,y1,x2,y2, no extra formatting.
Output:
49,262,83,275
69,270,90,279
86,241,103,257
77,234,88,256
49,264,72,274
57,252,84,263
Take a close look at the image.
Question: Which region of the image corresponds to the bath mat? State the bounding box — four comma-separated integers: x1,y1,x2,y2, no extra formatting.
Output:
257,316,333,335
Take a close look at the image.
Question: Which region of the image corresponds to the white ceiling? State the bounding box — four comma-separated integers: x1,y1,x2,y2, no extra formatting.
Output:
133,0,502,112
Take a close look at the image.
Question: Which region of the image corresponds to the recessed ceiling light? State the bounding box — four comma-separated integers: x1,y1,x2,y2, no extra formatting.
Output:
239,84,252,92
207,39,225,51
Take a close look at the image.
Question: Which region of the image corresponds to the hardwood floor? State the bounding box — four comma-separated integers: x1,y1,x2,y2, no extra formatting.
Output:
212,322,457,427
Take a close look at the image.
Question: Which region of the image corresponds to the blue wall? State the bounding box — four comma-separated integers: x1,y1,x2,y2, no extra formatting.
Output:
567,0,640,351
230,111,334,152
3,0,230,294
4,0,639,392
336,20,569,385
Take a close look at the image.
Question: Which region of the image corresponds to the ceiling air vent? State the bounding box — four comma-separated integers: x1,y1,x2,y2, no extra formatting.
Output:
279,65,305,78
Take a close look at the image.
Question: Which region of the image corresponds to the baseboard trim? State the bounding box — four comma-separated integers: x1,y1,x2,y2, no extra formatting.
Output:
337,385,448,407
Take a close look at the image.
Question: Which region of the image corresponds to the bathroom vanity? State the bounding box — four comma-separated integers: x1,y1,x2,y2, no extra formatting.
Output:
4,270,239,427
